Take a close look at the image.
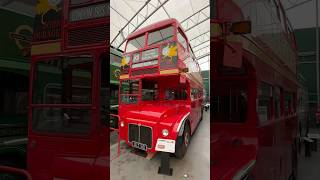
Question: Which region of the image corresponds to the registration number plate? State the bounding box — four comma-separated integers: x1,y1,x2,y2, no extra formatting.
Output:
155,139,175,153
132,141,147,151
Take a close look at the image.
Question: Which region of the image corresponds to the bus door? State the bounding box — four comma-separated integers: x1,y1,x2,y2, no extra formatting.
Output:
28,55,101,180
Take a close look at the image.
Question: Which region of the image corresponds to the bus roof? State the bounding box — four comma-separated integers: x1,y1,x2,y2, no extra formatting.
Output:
127,18,184,40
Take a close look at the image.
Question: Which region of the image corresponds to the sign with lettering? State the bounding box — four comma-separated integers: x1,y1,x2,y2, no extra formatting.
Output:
69,3,108,22
33,0,64,42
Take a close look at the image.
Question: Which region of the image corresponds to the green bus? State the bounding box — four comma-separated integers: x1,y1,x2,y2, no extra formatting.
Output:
110,47,122,128
0,8,33,170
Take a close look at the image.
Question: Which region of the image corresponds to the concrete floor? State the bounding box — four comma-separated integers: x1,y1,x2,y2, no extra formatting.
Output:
110,111,210,180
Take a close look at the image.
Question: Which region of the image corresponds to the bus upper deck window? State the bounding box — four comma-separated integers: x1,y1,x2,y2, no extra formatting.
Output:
148,26,174,46
126,35,145,53
177,30,187,50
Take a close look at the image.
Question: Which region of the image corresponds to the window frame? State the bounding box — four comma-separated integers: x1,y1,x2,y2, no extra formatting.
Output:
30,53,97,138
147,25,175,47
177,28,188,51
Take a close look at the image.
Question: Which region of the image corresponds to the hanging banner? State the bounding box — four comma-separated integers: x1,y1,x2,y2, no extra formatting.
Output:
32,0,64,42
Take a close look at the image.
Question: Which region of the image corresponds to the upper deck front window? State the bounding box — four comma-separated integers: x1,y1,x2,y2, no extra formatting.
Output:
148,26,174,46
126,35,145,52
125,26,174,53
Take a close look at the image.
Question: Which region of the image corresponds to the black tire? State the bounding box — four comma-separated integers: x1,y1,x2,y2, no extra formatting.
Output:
175,123,191,159
0,156,26,180
200,108,203,121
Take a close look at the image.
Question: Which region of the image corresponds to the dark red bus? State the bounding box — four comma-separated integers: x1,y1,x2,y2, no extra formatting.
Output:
212,0,299,179
27,0,108,179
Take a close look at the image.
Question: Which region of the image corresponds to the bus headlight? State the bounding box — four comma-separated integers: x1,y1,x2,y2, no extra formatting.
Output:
232,160,255,180
162,129,169,137
120,121,125,127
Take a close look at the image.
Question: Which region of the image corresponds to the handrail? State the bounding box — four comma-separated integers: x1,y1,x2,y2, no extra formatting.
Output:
0,166,32,180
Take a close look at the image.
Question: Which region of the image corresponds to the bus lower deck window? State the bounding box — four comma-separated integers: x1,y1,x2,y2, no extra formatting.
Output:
213,87,248,123
142,79,158,101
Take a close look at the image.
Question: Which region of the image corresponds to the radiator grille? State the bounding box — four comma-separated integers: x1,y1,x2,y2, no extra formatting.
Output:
128,124,152,148
68,25,107,46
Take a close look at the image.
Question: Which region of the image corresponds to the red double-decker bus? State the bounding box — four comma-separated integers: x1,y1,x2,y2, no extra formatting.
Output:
212,0,299,180
118,19,204,158
27,0,108,179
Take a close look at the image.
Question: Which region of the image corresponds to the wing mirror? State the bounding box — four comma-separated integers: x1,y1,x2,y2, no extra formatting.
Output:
230,21,251,35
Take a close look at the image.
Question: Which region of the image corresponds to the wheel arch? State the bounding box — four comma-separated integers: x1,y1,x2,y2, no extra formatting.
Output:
0,146,27,168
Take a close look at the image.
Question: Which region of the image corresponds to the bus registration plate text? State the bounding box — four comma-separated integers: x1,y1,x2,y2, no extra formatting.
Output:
132,141,147,151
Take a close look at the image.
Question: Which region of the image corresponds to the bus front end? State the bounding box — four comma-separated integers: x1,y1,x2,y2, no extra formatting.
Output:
118,19,203,158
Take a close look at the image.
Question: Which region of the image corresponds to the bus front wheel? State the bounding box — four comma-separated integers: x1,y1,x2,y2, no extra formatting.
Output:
175,123,191,159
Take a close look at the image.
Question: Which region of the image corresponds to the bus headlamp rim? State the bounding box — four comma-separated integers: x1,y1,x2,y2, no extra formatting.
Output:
162,129,169,137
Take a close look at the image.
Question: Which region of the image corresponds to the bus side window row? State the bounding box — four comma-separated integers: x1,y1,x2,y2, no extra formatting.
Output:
258,82,273,123
258,82,296,123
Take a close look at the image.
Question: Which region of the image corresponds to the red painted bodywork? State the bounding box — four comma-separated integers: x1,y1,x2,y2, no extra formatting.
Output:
27,1,108,179
118,19,204,153
212,0,299,180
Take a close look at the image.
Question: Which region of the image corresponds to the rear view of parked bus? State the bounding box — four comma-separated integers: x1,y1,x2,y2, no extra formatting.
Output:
27,0,108,179
118,19,204,158
212,0,298,180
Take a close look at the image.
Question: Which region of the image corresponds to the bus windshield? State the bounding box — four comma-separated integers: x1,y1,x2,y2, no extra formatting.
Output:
120,76,189,104
120,79,139,104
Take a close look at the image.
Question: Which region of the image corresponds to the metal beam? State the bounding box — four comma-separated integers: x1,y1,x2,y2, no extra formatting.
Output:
197,52,210,61
157,0,170,18
194,44,210,54
111,0,170,49
110,6,137,28
190,31,210,49
285,0,312,11
180,5,210,32
194,44,210,58
192,40,209,50
317,0,320,106
190,30,209,42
